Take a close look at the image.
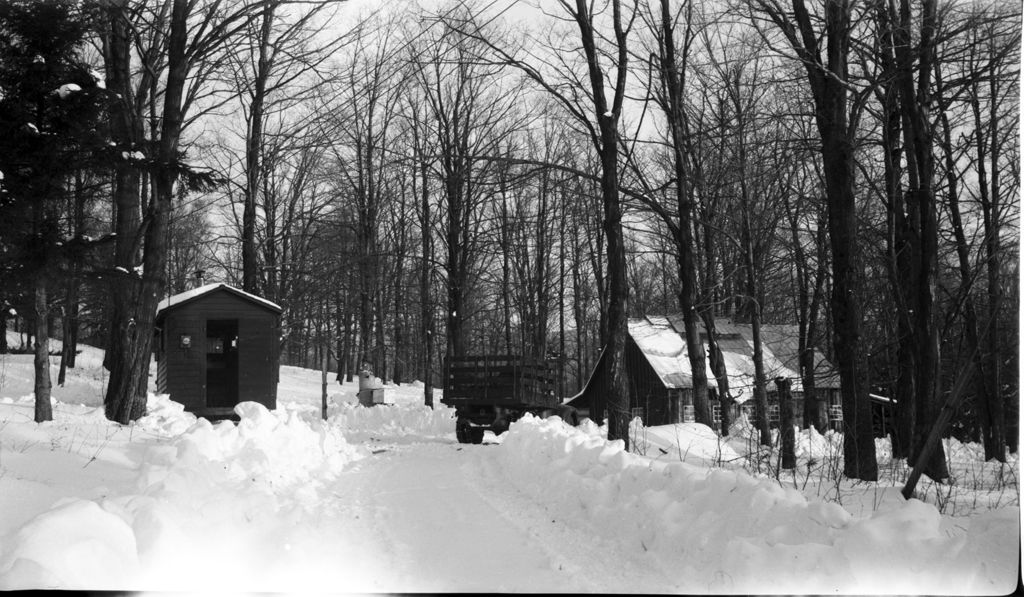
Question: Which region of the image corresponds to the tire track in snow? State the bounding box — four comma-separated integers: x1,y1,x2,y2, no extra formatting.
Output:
331,441,679,593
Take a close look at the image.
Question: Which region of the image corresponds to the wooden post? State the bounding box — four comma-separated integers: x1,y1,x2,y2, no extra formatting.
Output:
777,377,796,469
321,350,328,420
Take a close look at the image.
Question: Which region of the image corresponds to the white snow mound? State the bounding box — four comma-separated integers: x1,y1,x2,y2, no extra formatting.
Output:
330,401,455,441
0,400,367,590
486,414,1019,595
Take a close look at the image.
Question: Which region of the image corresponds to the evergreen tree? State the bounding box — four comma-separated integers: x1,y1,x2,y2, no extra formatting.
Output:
0,0,106,421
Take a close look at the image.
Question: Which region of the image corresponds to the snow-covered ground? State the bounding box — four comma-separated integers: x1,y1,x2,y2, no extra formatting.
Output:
0,334,1019,593
632,413,1020,518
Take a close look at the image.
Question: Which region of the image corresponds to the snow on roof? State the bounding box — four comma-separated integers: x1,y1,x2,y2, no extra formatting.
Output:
155,283,282,317
629,317,693,389
756,323,842,389
629,316,804,404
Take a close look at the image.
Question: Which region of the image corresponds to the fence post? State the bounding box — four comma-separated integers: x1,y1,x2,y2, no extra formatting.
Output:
777,377,796,469
321,350,328,420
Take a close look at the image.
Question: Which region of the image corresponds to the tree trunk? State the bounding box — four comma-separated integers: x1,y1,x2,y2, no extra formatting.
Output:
104,0,190,424
102,0,143,378
374,294,387,381
241,2,277,294
702,311,732,436
737,137,770,446
570,0,633,448
968,56,1006,462
935,65,999,461
33,277,52,423
822,132,877,481
417,131,434,406
393,264,405,386
891,0,947,480
779,0,878,480
654,0,711,427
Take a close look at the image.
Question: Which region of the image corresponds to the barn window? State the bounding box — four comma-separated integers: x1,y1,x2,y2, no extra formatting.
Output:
630,406,645,422
712,404,722,425
768,404,780,424
682,405,695,423
829,404,843,422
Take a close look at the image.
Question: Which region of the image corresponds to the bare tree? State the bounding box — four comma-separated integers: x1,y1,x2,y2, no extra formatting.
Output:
412,11,521,360
103,0,267,424
231,0,346,294
745,0,877,480
637,0,713,427
323,18,404,376
449,0,638,445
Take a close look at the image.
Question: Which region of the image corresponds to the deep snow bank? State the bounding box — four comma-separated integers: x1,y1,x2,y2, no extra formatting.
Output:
329,401,456,442
0,400,367,590
486,415,1018,594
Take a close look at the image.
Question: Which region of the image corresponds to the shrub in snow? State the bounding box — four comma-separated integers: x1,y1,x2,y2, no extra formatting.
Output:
486,414,1018,594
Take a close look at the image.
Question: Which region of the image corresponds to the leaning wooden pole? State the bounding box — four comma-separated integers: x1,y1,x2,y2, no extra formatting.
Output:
901,349,974,499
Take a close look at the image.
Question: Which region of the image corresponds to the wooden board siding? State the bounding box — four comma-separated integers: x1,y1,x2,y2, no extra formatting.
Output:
624,339,672,425
570,337,678,426
166,315,205,411
237,315,277,408
155,287,279,415
443,356,558,408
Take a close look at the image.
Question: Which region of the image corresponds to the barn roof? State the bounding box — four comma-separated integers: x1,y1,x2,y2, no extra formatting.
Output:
755,324,842,389
155,283,283,318
630,316,841,403
629,316,693,389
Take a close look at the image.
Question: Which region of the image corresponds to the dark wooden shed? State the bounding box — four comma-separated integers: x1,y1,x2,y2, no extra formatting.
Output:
154,283,282,419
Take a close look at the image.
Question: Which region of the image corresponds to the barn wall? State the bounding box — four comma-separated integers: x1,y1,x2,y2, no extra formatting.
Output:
576,350,607,423
624,338,672,425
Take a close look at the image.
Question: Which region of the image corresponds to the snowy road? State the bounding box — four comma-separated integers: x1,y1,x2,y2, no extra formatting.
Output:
1,348,1016,593
328,441,679,593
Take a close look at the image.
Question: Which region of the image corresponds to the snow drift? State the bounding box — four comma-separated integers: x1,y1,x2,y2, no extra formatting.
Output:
328,400,456,442
484,414,1018,594
0,399,367,590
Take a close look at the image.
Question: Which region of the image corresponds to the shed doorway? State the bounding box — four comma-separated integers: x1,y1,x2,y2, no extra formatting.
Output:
206,319,239,408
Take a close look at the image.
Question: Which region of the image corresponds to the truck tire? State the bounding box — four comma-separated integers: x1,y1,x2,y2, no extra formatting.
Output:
456,417,471,444
555,404,580,426
456,418,486,444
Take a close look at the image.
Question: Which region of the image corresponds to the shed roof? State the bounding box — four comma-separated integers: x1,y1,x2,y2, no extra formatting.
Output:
155,283,283,318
